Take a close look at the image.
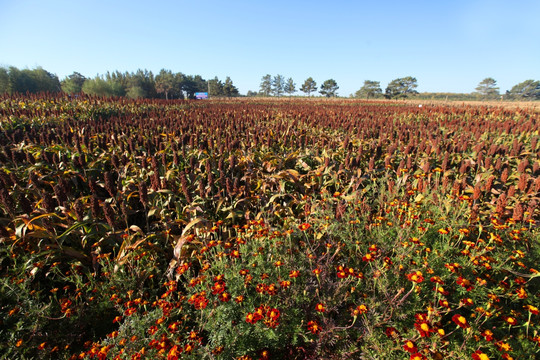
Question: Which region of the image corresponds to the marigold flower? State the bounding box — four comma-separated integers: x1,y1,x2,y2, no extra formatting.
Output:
403,340,418,353
471,350,490,360
235,295,244,303
280,280,291,289
315,303,326,313
219,292,231,302
504,316,517,326
525,304,539,315
289,270,300,278
37,342,47,350
452,314,469,328
299,223,311,231
352,304,368,316
457,276,474,291
481,329,493,341
414,321,432,337
406,271,424,283
385,326,399,338
307,320,321,334
410,353,427,360
495,341,512,352
167,345,181,360
515,287,527,299
362,253,374,262
212,281,226,294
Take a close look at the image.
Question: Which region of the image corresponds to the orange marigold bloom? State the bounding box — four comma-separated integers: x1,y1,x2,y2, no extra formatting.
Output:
362,253,374,262
525,304,539,315
307,320,321,334
353,304,368,316
410,353,427,360
481,329,494,341
289,270,300,278
406,271,424,283
219,292,231,302
167,345,181,360
403,340,418,353
504,316,517,326
414,321,432,337
299,223,311,231
385,327,399,338
280,280,291,289
37,342,47,350
515,287,527,299
457,276,474,291
452,314,469,328
471,350,490,360
315,303,326,313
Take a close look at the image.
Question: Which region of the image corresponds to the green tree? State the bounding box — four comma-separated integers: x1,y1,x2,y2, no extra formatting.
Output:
355,80,382,99
155,69,176,100
272,74,285,97
319,79,339,97
222,77,239,97
208,76,224,97
284,77,296,96
0,67,9,93
475,78,499,98
182,75,207,99
300,77,317,97
385,77,418,99
246,90,258,97
61,72,86,94
260,74,272,96
506,80,540,100
82,76,124,97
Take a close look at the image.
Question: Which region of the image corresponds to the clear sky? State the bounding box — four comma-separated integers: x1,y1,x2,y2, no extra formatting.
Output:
1,0,539,96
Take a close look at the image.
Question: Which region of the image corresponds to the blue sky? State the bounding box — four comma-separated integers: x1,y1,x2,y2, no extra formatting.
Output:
1,0,539,96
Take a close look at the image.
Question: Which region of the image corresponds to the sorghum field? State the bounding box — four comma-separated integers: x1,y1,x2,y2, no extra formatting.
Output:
0,94,539,360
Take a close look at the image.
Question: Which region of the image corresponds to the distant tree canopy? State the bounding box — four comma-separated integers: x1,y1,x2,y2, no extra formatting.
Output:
475,78,500,99
61,72,86,94
319,79,339,97
505,80,540,100
355,80,382,99
260,74,272,97
284,78,296,96
300,77,317,97
2,65,540,101
385,77,418,99
0,66,61,94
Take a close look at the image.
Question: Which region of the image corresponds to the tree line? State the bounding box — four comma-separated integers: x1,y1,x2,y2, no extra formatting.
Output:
1,65,539,100
0,66,239,99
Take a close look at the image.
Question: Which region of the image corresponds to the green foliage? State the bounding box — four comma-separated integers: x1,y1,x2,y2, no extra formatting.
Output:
319,79,339,97
300,77,317,97
284,78,296,96
0,66,61,94
272,75,285,97
61,72,87,94
385,76,418,99
355,80,382,99
475,77,499,98
222,76,239,97
260,74,272,96
82,76,124,97
506,79,540,100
